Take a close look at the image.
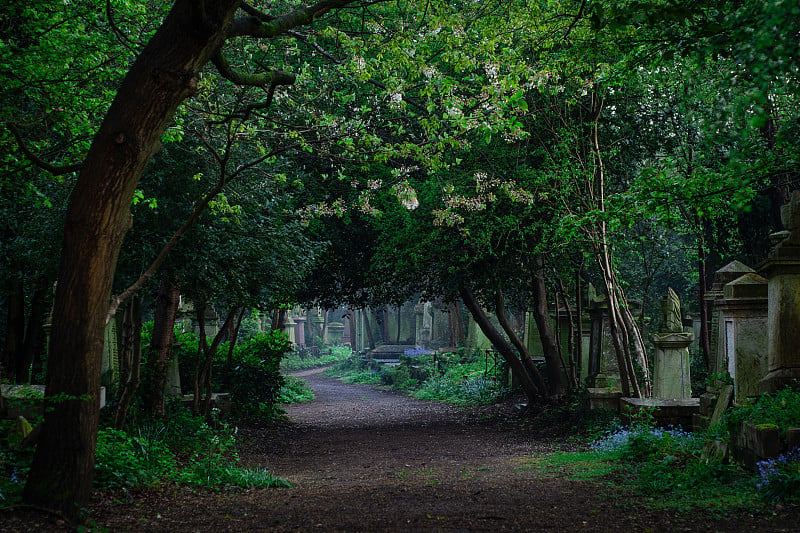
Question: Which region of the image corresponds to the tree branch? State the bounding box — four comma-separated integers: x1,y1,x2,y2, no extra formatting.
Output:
7,124,84,176
212,50,296,87
230,0,358,38
107,142,299,320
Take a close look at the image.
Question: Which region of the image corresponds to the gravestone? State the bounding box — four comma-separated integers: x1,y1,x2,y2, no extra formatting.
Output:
586,287,621,391
707,261,757,375
293,313,307,348
759,190,800,392
283,314,296,345
651,288,693,399
327,322,345,344
309,310,325,342
465,314,492,353
718,273,768,401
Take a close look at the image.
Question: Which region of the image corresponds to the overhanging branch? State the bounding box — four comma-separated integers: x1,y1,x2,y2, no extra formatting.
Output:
212,50,296,87
230,0,358,38
8,124,84,176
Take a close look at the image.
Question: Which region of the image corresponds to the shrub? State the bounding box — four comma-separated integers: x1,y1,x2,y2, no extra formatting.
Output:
228,331,292,423
279,376,315,404
724,386,800,443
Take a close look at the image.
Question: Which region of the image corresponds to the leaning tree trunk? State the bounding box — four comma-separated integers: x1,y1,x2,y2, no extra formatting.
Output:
22,2,244,515
529,255,566,397
459,286,544,404
143,273,180,416
494,288,558,399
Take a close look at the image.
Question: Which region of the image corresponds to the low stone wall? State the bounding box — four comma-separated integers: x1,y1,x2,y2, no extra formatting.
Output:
729,422,800,470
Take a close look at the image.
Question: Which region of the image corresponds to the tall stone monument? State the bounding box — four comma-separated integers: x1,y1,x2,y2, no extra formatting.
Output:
717,273,768,401
759,190,800,392
651,288,693,399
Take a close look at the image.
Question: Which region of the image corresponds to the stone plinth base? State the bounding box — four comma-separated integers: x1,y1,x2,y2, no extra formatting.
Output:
587,388,622,412
368,344,417,364
621,397,700,429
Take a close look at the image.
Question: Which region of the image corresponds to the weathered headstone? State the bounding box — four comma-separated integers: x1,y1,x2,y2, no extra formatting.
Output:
651,288,693,399
465,314,492,353
718,273,768,401
707,261,757,375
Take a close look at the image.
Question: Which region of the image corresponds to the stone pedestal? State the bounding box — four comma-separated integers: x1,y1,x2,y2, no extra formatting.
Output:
310,313,325,343
284,315,296,345
294,315,307,348
759,253,800,392
758,191,800,392
652,332,693,399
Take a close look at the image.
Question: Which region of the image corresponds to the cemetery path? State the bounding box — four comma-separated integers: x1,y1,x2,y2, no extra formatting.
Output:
9,367,797,532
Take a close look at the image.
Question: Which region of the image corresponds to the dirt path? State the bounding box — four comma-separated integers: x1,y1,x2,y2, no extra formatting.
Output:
51,369,800,531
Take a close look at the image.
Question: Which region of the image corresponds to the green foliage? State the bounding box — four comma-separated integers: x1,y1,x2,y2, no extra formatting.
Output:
278,376,315,404
324,355,382,385
95,404,289,494
723,387,800,442
587,422,756,509
0,419,35,504
227,331,292,424
325,350,507,406
281,346,353,371
94,427,176,490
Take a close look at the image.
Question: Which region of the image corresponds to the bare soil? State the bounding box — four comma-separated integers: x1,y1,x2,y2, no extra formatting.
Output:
3,367,799,531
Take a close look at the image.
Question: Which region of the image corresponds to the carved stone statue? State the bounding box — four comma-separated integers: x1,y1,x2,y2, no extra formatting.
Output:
658,287,683,334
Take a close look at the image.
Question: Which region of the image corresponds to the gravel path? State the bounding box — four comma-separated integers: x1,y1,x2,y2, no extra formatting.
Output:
36,366,799,532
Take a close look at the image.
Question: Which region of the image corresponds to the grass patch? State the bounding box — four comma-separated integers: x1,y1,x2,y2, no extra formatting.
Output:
281,346,352,371
515,452,620,481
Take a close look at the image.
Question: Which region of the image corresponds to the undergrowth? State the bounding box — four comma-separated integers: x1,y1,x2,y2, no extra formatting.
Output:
324,349,508,406
0,403,290,505
279,375,315,404
281,346,353,372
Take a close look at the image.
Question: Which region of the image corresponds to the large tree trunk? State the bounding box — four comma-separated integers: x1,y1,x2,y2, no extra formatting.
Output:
22,1,245,516
459,286,543,405
224,307,247,380
493,288,556,398
143,273,181,416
